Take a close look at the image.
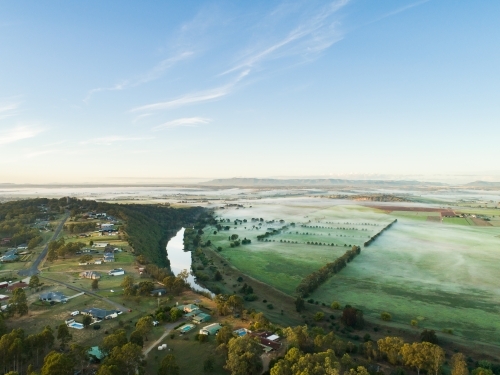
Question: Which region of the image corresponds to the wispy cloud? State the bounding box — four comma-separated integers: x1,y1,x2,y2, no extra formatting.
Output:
130,1,348,114
84,82,128,103
84,51,193,102
0,101,22,120
130,70,249,113
152,117,211,131
222,0,348,75
80,135,153,146
0,125,44,145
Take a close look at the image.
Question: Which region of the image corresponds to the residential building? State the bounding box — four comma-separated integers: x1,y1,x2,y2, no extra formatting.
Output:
80,271,101,280
199,323,221,335
108,268,124,276
192,313,211,323
39,291,68,303
81,307,119,320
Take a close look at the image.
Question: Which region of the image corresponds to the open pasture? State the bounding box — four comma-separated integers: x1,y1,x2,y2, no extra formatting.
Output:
310,216,500,344
206,199,393,294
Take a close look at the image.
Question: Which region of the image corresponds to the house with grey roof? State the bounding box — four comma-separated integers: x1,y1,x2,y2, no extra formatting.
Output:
39,291,68,303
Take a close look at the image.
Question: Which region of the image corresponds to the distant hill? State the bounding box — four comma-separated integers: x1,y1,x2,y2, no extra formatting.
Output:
464,180,500,187
201,178,446,188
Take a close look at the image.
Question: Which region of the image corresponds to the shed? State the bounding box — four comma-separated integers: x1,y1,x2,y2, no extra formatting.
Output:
192,313,211,324
200,323,221,335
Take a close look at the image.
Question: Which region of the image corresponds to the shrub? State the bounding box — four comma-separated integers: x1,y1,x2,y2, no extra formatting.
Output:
244,294,258,301
314,312,324,321
331,301,341,310
410,319,418,327
267,304,274,309
381,312,392,321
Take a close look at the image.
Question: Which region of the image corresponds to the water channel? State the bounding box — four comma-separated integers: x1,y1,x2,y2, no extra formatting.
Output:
166,227,213,296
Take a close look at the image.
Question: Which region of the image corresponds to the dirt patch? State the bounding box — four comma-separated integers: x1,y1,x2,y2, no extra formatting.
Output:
426,216,441,222
471,218,492,226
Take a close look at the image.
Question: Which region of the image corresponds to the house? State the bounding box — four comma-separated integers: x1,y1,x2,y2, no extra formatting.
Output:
249,331,282,352
177,304,199,313
80,271,101,280
6,282,28,292
0,282,8,289
0,248,19,262
192,313,211,324
0,254,19,262
94,260,102,265
0,295,9,301
39,291,68,303
93,242,108,248
108,268,124,276
150,288,166,297
81,307,119,320
103,253,115,263
17,244,28,250
199,323,222,335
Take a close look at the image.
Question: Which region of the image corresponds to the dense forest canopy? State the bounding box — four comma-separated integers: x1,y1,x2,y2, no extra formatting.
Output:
0,197,205,267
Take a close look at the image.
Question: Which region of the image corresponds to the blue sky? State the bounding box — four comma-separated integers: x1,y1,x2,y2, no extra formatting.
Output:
1,0,499,183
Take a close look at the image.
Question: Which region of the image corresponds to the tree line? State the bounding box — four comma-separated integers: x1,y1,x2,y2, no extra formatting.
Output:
296,246,361,297
364,219,397,247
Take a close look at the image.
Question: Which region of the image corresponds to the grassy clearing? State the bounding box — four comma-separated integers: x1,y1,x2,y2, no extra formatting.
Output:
310,216,500,344
206,203,392,294
443,217,471,225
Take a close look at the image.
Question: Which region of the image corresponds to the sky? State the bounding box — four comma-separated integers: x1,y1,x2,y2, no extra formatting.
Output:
1,0,499,184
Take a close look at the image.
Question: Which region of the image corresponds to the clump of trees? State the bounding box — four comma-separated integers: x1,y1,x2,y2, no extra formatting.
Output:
47,239,86,261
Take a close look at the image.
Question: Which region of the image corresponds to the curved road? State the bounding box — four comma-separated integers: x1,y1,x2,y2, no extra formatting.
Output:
39,275,127,312
18,213,69,277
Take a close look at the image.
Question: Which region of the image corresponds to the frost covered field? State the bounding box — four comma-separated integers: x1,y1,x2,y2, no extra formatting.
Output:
206,195,500,344
311,216,500,344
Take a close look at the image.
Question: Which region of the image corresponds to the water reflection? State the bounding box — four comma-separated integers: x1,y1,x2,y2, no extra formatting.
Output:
166,227,213,296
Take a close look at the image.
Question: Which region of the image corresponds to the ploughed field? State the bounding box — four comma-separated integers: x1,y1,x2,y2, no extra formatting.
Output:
203,197,500,345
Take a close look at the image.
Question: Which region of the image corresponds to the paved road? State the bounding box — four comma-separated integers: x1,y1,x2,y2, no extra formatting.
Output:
39,275,128,312
18,213,69,277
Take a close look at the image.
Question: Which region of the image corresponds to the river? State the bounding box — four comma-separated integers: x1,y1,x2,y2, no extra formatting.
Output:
166,227,213,296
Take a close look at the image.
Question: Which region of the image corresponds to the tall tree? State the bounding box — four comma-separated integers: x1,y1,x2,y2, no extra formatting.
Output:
103,343,144,375
377,337,404,365
135,316,153,341
158,354,180,375
29,275,40,289
451,353,469,375
11,288,28,316
400,342,430,375
101,330,128,356
70,343,89,374
57,324,72,350
40,351,75,375
91,279,99,290
129,331,144,348
121,275,135,296
426,343,445,375
225,336,263,375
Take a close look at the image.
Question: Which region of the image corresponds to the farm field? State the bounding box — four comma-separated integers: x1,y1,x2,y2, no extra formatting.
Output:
309,216,500,344
204,196,500,345
204,200,394,294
